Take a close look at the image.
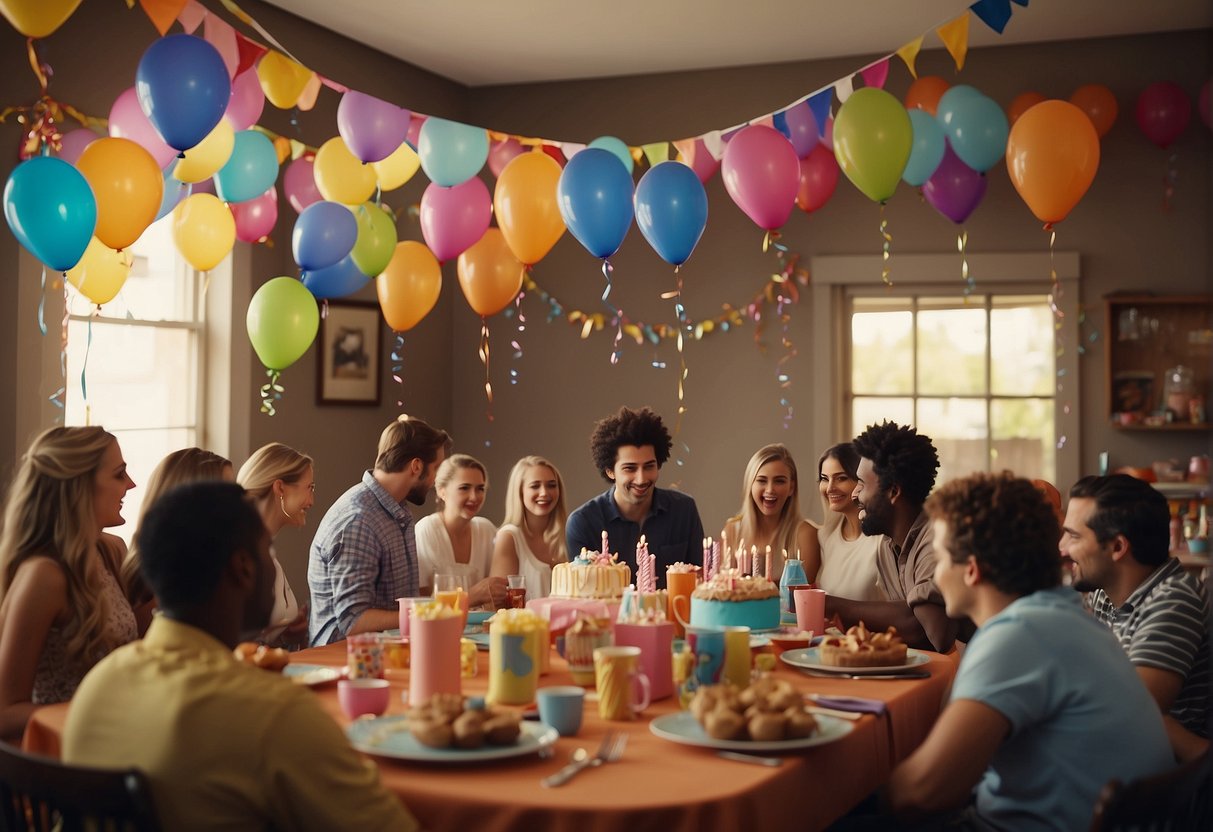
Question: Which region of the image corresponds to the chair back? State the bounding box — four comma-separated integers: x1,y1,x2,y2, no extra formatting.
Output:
0,741,160,832
1089,750,1212,832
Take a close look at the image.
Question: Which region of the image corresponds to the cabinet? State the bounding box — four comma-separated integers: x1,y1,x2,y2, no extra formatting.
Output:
1105,294,1212,430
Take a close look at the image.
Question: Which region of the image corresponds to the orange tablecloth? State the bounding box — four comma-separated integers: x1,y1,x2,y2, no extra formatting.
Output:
25,641,954,832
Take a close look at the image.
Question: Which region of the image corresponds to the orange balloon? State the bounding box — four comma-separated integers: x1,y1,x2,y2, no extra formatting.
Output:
904,76,950,116
456,228,524,317
377,241,441,331
1069,84,1119,138
1006,100,1100,225
75,137,164,250
1007,91,1046,126
493,150,565,266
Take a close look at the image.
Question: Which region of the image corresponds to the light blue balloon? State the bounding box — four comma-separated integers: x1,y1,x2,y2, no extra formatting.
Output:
214,131,279,204
3,156,96,271
587,136,633,175
936,86,1009,173
634,161,708,267
135,34,230,152
557,148,634,260
155,166,191,222
302,254,369,300
293,201,357,271
417,117,488,186
903,109,946,187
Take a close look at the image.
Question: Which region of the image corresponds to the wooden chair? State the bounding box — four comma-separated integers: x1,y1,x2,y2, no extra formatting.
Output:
0,741,160,832
1089,749,1212,832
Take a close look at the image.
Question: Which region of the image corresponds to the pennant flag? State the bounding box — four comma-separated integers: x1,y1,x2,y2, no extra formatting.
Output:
140,0,189,36
702,130,725,160
1011,0,1029,6
860,58,890,90
560,142,586,160
896,36,924,79
672,138,696,166
834,76,855,105
749,114,774,129
772,110,788,136
296,72,323,111
220,0,304,65
937,14,971,71
289,138,308,160
204,14,240,78
317,74,349,94
969,0,1013,34
808,89,833,138
642,142,671,167
177,0,206,33
235,33,268,75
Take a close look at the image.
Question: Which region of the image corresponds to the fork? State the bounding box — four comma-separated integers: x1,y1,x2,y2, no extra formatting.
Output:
541,731,626,787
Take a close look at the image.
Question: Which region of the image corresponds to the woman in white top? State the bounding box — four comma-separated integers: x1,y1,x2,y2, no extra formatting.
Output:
416,455,505,609
236,443,314,646
815,442,884,601
490,455,568,600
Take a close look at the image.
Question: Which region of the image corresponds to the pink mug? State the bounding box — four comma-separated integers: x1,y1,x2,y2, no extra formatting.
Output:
794,588,826,636
338,679,390,719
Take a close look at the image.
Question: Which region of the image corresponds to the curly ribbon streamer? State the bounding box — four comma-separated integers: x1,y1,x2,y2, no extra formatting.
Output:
510,290,525,386
1162,152,1178,212
0,40,107,159
259,369,284,416
37,266,48,336
478,318,494,421
390,332,406,407
79,313,94,404
958,230,974,296
600,260,624,365
880,205,893,286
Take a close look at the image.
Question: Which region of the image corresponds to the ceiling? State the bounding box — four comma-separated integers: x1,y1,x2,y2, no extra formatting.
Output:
262,0,1212,87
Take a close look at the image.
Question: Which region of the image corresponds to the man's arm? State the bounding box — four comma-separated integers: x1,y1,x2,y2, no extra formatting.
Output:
1136,665,1208,762
912,602,958,653
347,608,402,636
825,596,930,648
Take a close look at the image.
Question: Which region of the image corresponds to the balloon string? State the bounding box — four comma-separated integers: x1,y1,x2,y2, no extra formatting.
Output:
79,313,94,405
37,266,48,336
774,286,797,431
762,230,788,254
509,290,525,386
259,369,283,416
201,270,212,298
320,298,329,319
879,205,893,286
958,229,974,296
600,259,624,365
390,332,406,408
1162,152,1178,212
478,319,494,421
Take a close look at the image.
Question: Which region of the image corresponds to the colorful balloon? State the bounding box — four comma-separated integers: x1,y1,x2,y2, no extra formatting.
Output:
905,76,950,116
456,228,525,317
774,104,819,158
378,241,442,331
1069,84,1118,138
154,168,191,223
922,144,988,224
493,151,566,266
3,156,95,271
302,254,369,300
795,144,840,214
902,109,946,187
283,156,322,213
350,202,398,277
224,69,265,131
1007,91,1046,126
488,138,525,178
586,136,633,175
833,88,912,204
214,130,278,204
172,118,234,183
76,137,163,250
1135,81,1191,149
136,34,231,153
292,200,357,271
172,193,236,271
108,87,176,169
418,117,488,187
55,128,99,166
420,177,491,263
0,0,82,38
337,90,411,164
256,51,312,110
1006,100,1100,225
677,138,721,184
230,185,278,243
936,86,1008,173
557,148,634,259
66,236,132,305
313,136,377,205
634,161,707,267
721,125,799,230
372,142,421,191
246,276,319,371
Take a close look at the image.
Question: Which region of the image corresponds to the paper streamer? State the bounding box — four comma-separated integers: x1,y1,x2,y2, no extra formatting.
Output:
259,368,283,416
479,318,494,421
958,230,974,295
390,332,406,407
880,205,893,286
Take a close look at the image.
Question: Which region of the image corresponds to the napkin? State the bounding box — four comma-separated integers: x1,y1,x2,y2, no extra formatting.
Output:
808,694,887,715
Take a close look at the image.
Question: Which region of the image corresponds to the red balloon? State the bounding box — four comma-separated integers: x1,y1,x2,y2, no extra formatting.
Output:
796,144,840,214
1135,82,1191,149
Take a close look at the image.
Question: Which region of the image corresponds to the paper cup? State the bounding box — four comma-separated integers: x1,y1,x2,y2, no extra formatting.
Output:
593,646,651,721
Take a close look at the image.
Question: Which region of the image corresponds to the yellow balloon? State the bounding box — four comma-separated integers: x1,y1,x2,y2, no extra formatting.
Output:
314,136,378,205
0,0,82,38
377,241,442,331
372,142,421,191
66,236,132,305
493,151,565,266
172,193,236,272
173,119,235,184
256,51,313,109
75,137,164,251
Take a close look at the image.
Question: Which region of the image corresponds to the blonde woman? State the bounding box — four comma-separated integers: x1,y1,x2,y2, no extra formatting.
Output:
490,455,568,600
236,443,314,645
815,442,883,601
0,426,138,741
722,444,820,583
415,454,505,609
123,447,232,631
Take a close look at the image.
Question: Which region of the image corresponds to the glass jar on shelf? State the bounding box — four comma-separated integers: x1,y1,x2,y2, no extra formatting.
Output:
1162,365,1195,422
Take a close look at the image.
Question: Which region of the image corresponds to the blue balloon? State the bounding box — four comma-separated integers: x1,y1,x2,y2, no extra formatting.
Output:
4,157,96,271
557,148,634,260
214,131,279,204
417,117,488,187
587,136,633,175
135,34,231,153
634,161,708,267
302,255,369,300
936,86,1009,173
155,166,191,222
293,201,358,271
903,109,946,187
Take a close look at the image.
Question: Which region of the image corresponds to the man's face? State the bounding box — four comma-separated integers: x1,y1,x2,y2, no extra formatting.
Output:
407,448,446,506
854,457,893,537
608,445,659,509
1060,496,1115,592
932,518,971,618
242,528,276,634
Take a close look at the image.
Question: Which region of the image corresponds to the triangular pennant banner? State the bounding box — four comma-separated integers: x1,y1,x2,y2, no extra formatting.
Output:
641,142,671,166
235,33,268,75
560,142,586,160
835,76,855,105
702,131,725,160
749,115,774,129
969,0,1012,34
1011,0,1029,6
139,0,189,36
937,14,971,71
296,72,323,111
177,0,206,33
203,14,240,78
672,138,696,167
807,89,833,138
861,58,890,90
289,138,308,160
896,36,924,79
317,74,349,94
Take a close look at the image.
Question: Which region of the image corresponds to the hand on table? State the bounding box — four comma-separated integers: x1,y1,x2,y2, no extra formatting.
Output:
469,575,509,610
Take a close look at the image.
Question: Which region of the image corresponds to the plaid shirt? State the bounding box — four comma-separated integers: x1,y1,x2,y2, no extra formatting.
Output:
308,471,418,646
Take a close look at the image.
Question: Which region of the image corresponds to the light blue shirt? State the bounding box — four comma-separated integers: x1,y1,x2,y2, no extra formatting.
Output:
952,587,1173,832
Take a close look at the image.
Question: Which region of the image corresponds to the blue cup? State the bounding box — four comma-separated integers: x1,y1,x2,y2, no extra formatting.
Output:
537,685,585,736
685,626,727,687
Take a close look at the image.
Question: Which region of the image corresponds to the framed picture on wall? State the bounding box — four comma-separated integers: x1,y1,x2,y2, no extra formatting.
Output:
317,300,382,406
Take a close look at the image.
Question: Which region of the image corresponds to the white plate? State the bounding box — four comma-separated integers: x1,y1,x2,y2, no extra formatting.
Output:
347,716,557,762
465,632,490,650
283,664,344,686
649,711,853,752
749,634,771,648
779,647,930,675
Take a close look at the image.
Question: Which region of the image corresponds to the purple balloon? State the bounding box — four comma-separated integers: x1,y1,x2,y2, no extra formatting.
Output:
922,144,988,224
780,104,820,158
224,69,265,131
283,156,322,214
337,90,411,164
108,87,177,169
420,177,491,262
55,129,100,166
292,201,357,271
488,138,525,178
721,125,799,231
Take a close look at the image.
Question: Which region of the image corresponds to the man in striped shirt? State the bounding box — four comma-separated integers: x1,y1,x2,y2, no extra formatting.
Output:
1061,474,1209,762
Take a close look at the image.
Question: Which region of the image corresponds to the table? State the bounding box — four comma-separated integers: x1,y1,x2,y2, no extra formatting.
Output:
25,640,955,832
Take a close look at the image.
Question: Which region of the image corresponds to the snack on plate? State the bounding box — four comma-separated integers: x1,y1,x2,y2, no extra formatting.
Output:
689,569,781,630
550,548,632,599
819,621,908,668
689,678,817,742
407,693,522,749
233,642,290,672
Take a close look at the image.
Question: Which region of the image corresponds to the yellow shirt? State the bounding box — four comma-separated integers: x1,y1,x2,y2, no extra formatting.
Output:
63,617,418,832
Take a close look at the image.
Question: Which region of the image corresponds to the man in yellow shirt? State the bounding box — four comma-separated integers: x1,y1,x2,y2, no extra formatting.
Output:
63,481,418,831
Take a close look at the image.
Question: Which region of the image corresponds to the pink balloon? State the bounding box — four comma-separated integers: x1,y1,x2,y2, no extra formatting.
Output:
488,138,525,177
685,138,720,184
921,143,988,224
419,177,492,262
721,125,799,231
406,114,427,150
224,69,265,131
1135,81,1192,149
56,128,100,166
1199,80,1211,130
108,87,177,169
230,185,279,242
796,144,840,214
283,156,321,214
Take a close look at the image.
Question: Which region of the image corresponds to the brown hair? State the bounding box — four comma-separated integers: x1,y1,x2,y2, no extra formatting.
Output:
375,414,452,473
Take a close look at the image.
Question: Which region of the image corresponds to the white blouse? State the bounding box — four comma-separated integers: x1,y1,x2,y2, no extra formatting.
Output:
415,514,497,590
497,523,554,600
261,552,300,643
815,515,886,602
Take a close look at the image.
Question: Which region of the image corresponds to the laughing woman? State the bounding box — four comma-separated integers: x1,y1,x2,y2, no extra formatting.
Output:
490,455,569,600
814,442,884,601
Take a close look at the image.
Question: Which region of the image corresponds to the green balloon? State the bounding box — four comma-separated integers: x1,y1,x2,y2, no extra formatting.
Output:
351,203,398,277
246,276,320,371
832,88,913,203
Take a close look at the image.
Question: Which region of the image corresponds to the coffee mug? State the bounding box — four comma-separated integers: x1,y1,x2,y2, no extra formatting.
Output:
338,678,390,719
593,646,651,720
537,685,585,736
665,569,697,638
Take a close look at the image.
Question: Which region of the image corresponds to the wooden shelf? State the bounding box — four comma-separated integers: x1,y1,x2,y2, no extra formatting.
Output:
1111,423,1211,432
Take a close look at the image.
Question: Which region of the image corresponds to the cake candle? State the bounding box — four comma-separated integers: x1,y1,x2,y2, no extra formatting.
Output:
750,545,758,578
602,531,609,556
765,545,772,581
710,540,720,581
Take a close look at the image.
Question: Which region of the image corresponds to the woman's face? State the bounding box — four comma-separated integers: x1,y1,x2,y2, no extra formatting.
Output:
750,460,794,518
440,467,487,520
819,455,858,515
281,464,315,527
521,465,559,518
92,439,136,530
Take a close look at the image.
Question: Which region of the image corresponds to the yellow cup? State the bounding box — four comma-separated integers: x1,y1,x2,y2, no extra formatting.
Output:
722,625,752,689
488,626,539,705
593,646,651,721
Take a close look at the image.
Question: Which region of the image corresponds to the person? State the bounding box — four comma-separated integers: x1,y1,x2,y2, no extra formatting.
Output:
415,454,505,609
721,444,819,582
566,406,704,588
826,421,959,652
236,442,315,646
122,447,233,633
62,482,418,832
1061,474,1210,763
0,426,138,741
491,455,569,599
874,472,1173,831
814,442,884,601
308,414,451,645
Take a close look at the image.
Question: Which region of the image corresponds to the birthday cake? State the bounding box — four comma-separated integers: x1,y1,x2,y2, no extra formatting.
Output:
550,549,631,599
690,570,781,631
820,622,907,668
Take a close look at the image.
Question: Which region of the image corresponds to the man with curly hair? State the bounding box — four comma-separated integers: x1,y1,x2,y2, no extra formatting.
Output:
566,406,704,589
874,473,1171,831
827,421,959,651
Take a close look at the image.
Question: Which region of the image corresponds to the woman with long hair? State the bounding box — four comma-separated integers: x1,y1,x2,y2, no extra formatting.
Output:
236,443,314,646
0,426,138,740
722,444,820,582
815,442,884,601
490,455,569,599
